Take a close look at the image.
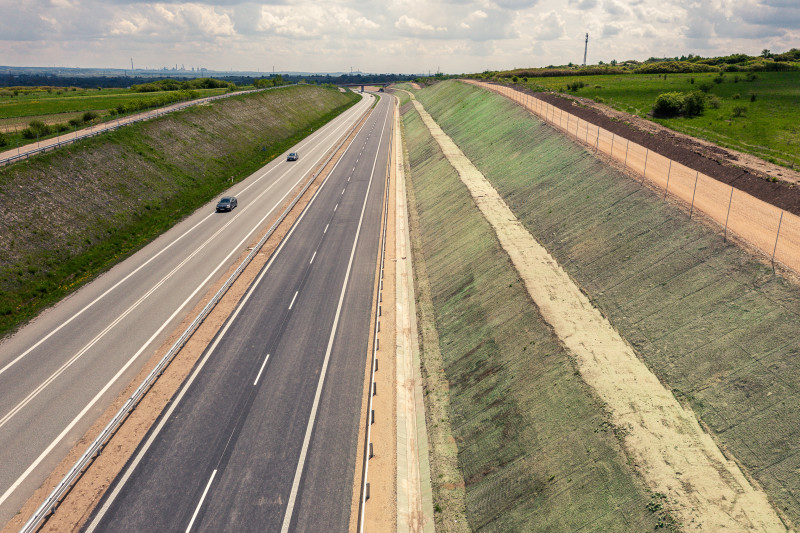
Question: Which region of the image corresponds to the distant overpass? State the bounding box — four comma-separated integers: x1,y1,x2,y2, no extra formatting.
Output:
337,82,391,92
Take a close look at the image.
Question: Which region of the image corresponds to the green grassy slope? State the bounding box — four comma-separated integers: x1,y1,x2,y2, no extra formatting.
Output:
401,91,659,531
414,79,800,527
511,71,800,169
0,85,359,336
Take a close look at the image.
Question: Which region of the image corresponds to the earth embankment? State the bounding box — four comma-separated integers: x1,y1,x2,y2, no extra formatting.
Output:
0,85,359,336
397,88,659,531
400,79,800,530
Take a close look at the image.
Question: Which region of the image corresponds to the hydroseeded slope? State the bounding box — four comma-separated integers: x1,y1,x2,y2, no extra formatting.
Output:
415,79,800,528
400,91,659,531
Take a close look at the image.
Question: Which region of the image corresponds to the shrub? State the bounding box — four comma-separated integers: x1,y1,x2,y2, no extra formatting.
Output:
68,117,82,127
682,91,706,117
82,111,99,122
512,76,518,82
25,120,51,138
567,81,586,91
689,77,695,84
708,96,722,109
0,131,8,147
698,82,713,93
713,74,725,83
652,92,685,117
732,93,741,100
750,93,757,102
746,72,758,81
732,105,747,117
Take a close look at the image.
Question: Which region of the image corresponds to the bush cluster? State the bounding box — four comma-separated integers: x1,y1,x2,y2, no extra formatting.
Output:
111,90,198,115
652,91,706,117
20,110,101,139
131,77,234,93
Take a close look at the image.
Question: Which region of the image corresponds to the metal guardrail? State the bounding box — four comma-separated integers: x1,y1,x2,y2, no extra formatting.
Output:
19,96,372,533
357,94,395,533
0,85,292,167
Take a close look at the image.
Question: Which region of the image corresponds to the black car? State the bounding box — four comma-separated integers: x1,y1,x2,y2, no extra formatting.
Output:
216,196,238,212
287,152,299,161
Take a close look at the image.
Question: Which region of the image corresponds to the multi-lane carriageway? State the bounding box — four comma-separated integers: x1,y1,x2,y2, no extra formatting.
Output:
0,91,393,530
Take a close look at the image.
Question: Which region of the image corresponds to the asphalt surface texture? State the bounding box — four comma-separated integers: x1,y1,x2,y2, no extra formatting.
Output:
86,93,393,532
0,93,374,525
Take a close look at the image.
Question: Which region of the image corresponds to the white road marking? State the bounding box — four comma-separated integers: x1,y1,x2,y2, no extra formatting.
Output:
0,98,373,511
342,188,346,195
186,469,216,533
324,224,329,233
289,291,299,310
253,354,270,386
309,251,317,265
85,110,360,530
281,96,390,533
334,203,338,211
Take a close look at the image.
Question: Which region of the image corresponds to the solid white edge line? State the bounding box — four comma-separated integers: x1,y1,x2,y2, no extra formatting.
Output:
253,354,271,386
288,291,299,310
0,97,367,381
186,469,216,533
0,97,373,511
280,94,391,533
85,92,372,532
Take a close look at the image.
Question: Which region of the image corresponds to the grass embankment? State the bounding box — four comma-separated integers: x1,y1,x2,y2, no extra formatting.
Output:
505,71,800,169
398,89,659,531
414,79,800,527
0,84,360,336
0,86,230,147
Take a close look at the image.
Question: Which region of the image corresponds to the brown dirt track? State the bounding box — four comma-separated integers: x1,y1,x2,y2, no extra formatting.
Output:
496,83,800,216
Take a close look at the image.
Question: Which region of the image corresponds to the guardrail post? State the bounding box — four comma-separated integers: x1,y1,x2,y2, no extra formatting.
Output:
690,171,699,219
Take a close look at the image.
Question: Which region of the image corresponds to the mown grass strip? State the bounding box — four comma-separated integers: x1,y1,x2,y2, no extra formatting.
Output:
401,91,658,531
0,85,359,337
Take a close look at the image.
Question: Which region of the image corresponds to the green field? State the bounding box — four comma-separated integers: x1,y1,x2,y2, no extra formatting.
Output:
0,86,230,148
411,79,800,528
400,88,661,531
504,71,800,169
0,85,359,336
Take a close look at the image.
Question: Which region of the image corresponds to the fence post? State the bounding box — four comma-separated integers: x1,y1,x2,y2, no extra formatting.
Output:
624,139,630,167
689,171,699,219
772,211,784,268
664,160,672,199
724,187,734,242
641,149,649,185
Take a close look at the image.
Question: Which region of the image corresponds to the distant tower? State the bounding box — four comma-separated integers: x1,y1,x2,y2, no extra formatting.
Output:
583,33,588,66
130,58,134,71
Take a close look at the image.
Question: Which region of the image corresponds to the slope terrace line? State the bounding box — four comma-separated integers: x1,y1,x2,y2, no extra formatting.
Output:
405,91,785,532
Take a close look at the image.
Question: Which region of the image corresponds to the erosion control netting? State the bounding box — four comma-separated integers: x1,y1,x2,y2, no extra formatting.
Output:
402,96,657,531
416,79,800,527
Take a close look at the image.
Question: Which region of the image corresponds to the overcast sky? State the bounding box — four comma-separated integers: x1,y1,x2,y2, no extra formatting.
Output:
1,0,798,74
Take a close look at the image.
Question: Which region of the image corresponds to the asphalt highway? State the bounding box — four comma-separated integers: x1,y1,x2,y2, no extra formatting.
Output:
86,92,393,532
0,92,374,525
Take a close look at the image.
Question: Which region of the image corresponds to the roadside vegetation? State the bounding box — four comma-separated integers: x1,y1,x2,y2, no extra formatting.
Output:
444,50,800,170
411,79,800,528
398,88,660,531
0,84,359,337
0,80,241,150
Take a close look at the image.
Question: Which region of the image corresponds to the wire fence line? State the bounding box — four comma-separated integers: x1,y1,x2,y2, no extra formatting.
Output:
464,80,800,274
0,86,288,167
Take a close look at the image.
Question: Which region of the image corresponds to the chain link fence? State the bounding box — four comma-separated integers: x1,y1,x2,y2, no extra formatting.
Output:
465,80,800,274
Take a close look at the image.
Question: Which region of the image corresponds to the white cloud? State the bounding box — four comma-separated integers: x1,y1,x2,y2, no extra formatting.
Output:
395,14,445,33
535,10,565,40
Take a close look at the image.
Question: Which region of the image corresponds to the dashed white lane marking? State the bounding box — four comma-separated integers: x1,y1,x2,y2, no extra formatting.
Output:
288,291,298,310
342,188,345,195
324,224,329,233
310,251,317,265
186,469,216,533
253,354,271,386
334,203,338,212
